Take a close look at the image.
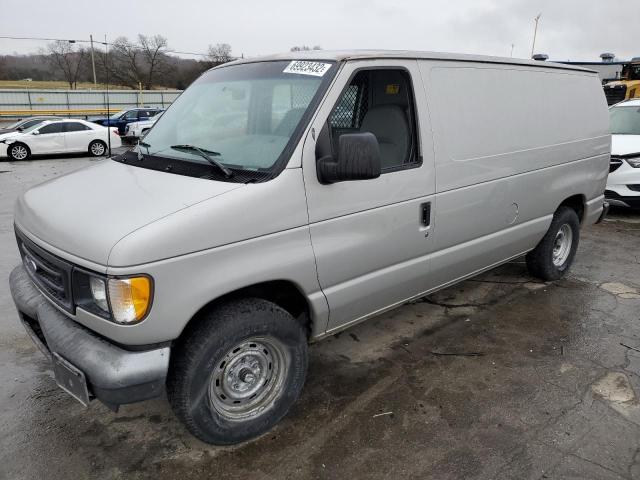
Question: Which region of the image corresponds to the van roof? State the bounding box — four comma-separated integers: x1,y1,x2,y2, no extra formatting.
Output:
228,49,596,73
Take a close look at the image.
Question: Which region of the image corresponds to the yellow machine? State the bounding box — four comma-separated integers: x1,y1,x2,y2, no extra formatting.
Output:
604,60,640,105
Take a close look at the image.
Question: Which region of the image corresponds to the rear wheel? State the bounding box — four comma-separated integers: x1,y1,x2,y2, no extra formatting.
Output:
88,140,107,157
7,143,30,161
526,206,580,281
167,298,308,445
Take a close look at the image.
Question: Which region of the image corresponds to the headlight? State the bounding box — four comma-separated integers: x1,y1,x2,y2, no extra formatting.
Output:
108,276,152,324
626,156,640,168
73,271,153,324
89,276,108,312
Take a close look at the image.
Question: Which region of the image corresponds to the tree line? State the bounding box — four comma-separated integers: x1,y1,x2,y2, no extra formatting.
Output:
0,39,323,90
0,36,235,90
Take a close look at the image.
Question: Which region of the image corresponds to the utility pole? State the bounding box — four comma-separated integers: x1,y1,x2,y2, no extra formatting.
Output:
510,44,515,58
89,34,97,86
530,13,541,58
105,35,111,157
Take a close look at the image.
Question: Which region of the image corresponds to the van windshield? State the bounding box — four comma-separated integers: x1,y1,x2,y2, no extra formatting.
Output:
610,105,640,135
142,60,335,173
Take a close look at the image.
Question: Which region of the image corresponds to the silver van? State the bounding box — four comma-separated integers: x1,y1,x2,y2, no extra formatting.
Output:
9,51,610,444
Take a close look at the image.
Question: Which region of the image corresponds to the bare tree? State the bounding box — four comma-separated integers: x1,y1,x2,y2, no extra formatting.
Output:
107,36,145,89
46,41,87,89
207,43,233,64
290,45,322,52
138,34,169,89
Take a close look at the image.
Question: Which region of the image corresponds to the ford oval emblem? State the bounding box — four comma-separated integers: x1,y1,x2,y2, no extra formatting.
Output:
24,256,37,273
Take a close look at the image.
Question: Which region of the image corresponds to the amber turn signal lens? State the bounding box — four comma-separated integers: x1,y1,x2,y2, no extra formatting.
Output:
107,276,152,324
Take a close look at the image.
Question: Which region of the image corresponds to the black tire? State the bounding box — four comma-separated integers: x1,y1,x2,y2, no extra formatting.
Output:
167,298,308,445
526,206,580,281
88,140,107,157
7,142,31,161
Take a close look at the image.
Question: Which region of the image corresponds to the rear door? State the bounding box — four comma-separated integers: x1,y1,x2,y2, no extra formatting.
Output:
28,122,65,154
302,59,437,333
63,122,94,152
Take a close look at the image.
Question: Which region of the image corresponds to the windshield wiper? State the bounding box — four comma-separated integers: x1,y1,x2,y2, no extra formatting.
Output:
170,144,233,178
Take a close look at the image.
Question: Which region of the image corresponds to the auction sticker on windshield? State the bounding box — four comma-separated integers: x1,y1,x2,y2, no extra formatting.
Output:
283,61,332,77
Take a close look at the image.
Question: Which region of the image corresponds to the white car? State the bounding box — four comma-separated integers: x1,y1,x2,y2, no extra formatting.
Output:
607,99,640,209
0,119,121,161
124,115,161,139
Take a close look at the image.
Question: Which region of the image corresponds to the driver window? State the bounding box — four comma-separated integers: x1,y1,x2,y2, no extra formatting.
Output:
125,111,138,120
328,69,419,171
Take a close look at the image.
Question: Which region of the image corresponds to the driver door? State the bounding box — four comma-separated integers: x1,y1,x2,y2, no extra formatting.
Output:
29,122,66,154
302,60,437,333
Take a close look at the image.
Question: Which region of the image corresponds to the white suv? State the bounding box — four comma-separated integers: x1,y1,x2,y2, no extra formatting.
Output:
607,99,640,209
124,114,161,140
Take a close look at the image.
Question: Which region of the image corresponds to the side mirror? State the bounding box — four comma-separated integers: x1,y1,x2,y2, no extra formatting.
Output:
317,132,381,184
32,130,40,135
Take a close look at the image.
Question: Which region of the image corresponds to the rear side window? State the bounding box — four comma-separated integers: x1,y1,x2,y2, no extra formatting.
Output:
328,69,419,171
64,122,91,132
39,123,65,134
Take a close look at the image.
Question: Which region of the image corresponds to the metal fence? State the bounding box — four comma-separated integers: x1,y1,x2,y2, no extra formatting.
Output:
0,89,182,118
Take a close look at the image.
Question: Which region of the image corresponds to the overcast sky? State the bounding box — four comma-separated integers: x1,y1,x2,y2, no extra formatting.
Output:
1,0,638,61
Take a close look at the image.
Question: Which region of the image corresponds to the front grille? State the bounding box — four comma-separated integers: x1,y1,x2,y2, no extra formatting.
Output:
628,184,640,192
16,230,74,313
604,84,626,106
610,157,623,173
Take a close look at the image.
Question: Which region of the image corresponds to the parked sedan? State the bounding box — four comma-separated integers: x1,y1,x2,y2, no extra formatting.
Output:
0,116,62,135
91,108,163,135
607,99,640,209
0,119,121,161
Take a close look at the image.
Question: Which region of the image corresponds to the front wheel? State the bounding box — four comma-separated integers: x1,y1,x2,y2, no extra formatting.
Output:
526,206,580,281
167,298,308,445
88,140,107,157
7,143,30,161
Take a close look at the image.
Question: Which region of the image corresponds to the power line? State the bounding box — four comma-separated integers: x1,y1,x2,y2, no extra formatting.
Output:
0,35,211,57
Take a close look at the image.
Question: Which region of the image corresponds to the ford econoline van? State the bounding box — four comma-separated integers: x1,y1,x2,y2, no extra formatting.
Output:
9,51,610,445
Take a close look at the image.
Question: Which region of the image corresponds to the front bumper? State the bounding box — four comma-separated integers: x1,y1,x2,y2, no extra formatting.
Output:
605,191,640,209
9,265,170,407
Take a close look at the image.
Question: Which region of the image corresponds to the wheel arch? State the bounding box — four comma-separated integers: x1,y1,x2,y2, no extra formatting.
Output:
558,194,586,224
183,279,314,340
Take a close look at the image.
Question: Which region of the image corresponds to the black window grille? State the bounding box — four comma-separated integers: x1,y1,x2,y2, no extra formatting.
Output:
329,73,369,129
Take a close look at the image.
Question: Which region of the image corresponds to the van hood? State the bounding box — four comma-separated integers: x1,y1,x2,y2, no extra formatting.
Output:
15,159,243,266
612,135,640,156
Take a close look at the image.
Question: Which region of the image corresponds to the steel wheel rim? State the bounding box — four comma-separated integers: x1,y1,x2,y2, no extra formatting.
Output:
208,336,290,421
552,223,573,267
91,142,105,156
11,145,27,160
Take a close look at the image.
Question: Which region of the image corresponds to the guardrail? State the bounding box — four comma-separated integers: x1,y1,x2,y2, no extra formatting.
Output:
0,108,121,118
0,89,182,119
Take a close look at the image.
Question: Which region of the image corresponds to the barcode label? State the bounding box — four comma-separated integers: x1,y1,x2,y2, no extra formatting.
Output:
283,61,332,77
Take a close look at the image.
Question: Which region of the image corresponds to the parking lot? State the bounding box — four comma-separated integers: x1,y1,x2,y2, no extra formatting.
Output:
1,155,640,479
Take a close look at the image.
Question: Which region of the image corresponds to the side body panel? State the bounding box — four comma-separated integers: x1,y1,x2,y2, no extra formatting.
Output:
64,129,95,152
418,60,610,286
